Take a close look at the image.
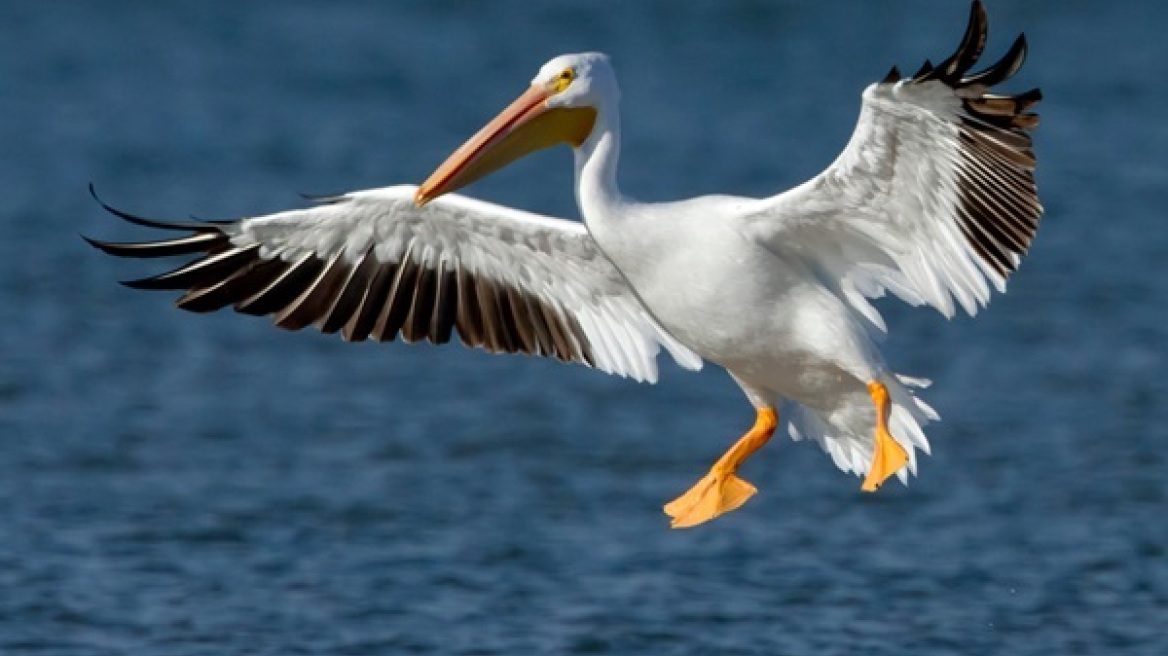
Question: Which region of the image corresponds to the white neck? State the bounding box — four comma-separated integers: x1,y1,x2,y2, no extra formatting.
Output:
573,107,627,230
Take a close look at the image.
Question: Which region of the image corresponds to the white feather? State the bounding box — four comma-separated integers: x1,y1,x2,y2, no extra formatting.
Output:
227,185,702,382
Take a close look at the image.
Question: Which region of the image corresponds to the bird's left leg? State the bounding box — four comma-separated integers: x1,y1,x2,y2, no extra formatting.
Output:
664,407,778,529
861,380,908,492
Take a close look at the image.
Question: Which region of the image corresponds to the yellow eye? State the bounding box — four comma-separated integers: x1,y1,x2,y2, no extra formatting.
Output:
551,68,575,93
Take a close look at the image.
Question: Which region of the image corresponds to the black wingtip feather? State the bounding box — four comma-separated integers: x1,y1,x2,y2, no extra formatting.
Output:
118,245,260,291
82,232,226,258
1022,87,1042,104
921,0,987,83
953,0,989,74
962,33,1028,88
89,183,219,232
121,273,188,291
82,234,117,254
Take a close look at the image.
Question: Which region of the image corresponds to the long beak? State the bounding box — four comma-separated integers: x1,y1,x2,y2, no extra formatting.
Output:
414,85,597,206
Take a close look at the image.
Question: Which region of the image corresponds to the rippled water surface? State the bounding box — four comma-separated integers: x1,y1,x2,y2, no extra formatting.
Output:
2,1,1166,654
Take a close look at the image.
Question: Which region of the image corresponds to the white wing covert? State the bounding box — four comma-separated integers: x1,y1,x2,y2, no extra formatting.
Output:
87,185,701,383
740,1,1041,332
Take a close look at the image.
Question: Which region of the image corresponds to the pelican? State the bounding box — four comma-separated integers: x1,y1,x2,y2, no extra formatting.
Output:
87,1,1041,528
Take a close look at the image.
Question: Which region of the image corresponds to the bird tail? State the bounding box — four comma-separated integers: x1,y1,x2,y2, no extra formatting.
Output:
783,374,939,484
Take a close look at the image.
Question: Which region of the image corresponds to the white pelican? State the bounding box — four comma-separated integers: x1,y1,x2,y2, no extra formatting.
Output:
87,1,1041,528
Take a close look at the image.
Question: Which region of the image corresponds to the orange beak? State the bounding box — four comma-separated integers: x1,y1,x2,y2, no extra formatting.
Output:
415,85,597,206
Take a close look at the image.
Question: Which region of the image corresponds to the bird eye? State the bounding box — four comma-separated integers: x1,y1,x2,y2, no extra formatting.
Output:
551,68,575,93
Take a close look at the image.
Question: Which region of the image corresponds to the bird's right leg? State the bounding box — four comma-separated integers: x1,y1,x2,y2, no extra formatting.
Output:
663,407,778,529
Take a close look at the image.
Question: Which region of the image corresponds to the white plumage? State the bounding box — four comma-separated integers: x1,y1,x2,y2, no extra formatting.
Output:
89,1,1040,527
233,187,702,382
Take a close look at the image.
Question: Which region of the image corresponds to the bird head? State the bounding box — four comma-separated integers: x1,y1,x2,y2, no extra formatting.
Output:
414,52,616,206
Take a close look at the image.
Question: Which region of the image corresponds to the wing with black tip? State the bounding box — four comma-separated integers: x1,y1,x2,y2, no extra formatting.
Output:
742,0,1042,331
86,184,702,382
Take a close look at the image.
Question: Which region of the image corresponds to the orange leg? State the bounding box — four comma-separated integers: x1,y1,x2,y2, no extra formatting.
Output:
861,381,908,492
664,408,778,529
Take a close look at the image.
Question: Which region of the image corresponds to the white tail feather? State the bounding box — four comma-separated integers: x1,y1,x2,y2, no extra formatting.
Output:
783,373,939,483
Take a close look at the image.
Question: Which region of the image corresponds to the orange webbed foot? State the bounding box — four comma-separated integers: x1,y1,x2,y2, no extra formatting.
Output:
664,471,758,529
861,381,909,492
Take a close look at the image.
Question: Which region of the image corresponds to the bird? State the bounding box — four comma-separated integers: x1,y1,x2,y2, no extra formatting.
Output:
86,1,1041,528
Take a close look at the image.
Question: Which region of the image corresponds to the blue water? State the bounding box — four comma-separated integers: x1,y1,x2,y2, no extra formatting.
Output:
2,1,1166,654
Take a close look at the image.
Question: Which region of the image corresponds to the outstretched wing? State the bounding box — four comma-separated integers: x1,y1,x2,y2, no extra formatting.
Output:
740,0,1041,331
86,184,702,382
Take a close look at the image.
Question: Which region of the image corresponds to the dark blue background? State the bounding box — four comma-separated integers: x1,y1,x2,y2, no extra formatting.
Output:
2,1,1164,654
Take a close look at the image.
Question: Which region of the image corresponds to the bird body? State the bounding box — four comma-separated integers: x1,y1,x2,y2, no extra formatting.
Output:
88,1,1040,527
562,52,938,486
585,182,930,484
